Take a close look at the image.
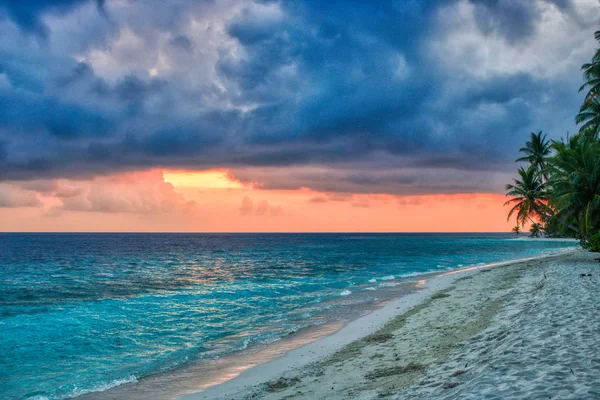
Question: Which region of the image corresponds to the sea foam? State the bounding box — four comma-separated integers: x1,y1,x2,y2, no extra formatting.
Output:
69,375,138,398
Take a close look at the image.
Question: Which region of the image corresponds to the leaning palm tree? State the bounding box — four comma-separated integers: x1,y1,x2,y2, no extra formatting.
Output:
516,131,551,181
512,226,521,236
576,96,600,138
505,165,549,227
548,135,600,244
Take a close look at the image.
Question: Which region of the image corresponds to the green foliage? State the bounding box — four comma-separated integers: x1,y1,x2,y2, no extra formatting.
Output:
588,231,600,252
516,131,551,180
512,225,521,236
529,223,543,238
576,97,600,138
577,30,600,138
505,29,600,247
550,135,600,236
505,165,549,227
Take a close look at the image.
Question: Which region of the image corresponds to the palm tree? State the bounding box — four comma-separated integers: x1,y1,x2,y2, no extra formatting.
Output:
577,30,600,137
529,223,543,238
579,125,599,142
578,30,600,104
516,131,551,181
548,135,600,244
575,97,600,138
505,29,600,245
512,226,521,236
505,165,549,227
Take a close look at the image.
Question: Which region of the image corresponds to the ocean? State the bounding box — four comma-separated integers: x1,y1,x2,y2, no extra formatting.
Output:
0,233,577,399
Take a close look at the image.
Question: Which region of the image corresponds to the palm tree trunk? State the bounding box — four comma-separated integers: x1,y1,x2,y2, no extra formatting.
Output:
576,215,586,246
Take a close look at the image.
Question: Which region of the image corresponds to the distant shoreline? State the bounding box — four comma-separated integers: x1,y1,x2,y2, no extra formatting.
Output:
510,236,579,242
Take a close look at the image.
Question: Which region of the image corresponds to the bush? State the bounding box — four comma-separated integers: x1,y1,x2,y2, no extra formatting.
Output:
588,231,600,252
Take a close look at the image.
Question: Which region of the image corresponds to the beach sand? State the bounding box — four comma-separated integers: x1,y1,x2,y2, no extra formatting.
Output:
187,249,599,399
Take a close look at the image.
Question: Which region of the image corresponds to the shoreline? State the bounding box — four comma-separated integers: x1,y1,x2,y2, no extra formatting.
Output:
78,249,578,400
185,248,580,400
81,267,431,399
75,248,579,400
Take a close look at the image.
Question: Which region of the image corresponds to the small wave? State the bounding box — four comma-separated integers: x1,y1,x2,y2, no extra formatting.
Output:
380,275,395,280
368,278,377,283
340,290,352,296
240,333,284,351
396,271,431,278
68,375,137,398
261,336,282,345
240,337,253,351
378,282,400,288
365,287,376,291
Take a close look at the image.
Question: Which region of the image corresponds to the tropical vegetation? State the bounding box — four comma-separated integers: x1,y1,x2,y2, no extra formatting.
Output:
505,29,600,248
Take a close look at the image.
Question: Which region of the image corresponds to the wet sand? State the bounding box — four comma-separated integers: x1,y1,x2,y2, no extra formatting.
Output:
188,249,599,399
79,269,425,400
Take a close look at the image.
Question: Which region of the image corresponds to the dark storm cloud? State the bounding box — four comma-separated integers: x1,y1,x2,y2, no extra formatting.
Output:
0,0,597,194
471,0,573,43
0,140,6,161
170,35,193,52
0,90,113,140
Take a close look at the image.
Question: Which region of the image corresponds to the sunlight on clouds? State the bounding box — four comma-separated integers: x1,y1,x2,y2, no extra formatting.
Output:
163,170,245,189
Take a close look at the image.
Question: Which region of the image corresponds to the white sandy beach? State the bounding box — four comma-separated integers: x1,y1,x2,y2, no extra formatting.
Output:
186,249,599,400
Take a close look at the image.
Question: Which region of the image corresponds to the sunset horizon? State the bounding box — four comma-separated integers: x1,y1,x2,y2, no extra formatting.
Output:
1,166,517,232
1,173,517,233
2,1,597,233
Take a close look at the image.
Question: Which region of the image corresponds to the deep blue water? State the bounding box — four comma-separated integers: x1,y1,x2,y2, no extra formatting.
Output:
0,233,577,399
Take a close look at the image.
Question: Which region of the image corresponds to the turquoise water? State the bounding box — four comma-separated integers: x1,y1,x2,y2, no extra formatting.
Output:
0,233,576,399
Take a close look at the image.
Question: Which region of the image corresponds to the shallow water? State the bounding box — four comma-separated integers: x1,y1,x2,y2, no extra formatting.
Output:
0,233,577,399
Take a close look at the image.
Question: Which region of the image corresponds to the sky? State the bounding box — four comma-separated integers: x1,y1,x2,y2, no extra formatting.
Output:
0,0,599,232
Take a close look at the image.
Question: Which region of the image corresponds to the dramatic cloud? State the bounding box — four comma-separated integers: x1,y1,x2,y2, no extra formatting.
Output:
2,170,196,215
0,0,598,195
51,170,197,214
0,184,42,207
229,165,513,195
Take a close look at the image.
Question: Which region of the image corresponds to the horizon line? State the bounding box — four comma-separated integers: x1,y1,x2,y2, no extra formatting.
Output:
0,231,515,234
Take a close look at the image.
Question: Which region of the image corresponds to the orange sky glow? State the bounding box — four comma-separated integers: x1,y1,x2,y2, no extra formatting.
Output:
0,169,518,232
